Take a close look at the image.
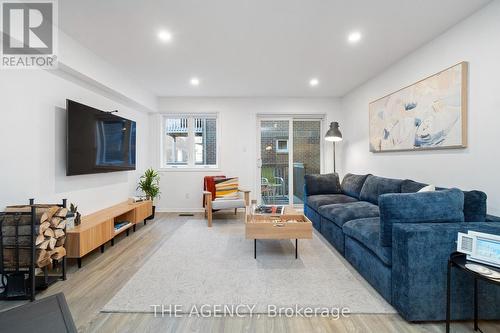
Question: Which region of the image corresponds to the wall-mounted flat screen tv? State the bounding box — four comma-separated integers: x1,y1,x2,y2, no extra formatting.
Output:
67,99,136,176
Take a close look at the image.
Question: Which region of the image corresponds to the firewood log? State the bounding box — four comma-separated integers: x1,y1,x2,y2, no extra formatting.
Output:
51,246,66,261
54,208,68,218
37,257,52,268
44,228,55,238
55,220,66,229
40,206,60,223
39,221,51,234
50,216,62,228
35,234,46,246
47,237,57,250
55,236,66,247
38,239,50,250
54,229,65,238
36,249,47,263
36,249,54,268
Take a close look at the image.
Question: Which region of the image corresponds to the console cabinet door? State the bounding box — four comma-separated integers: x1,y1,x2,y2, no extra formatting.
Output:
79,219,113,257
134,201,153,222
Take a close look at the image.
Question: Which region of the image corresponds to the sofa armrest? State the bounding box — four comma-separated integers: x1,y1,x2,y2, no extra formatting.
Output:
392,222,500,321
238,189,250,206
486,214,500,222
203,191,212,202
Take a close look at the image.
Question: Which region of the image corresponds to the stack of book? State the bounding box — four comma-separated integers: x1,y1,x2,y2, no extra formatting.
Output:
114,221,131,233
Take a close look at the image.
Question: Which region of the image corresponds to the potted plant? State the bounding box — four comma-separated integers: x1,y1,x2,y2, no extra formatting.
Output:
69,203,81,228
137,168,161,220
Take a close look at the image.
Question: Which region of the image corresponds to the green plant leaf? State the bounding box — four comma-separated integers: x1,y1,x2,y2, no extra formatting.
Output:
137,167,161,200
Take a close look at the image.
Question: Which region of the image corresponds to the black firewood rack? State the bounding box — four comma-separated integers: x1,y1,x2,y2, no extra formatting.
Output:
0,198,67,301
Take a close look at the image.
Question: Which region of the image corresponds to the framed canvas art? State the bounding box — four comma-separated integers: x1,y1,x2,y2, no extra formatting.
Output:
369,62,468,152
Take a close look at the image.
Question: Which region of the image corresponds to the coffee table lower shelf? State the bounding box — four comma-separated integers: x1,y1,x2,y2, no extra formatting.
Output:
253,238,299,259
246,209,312,260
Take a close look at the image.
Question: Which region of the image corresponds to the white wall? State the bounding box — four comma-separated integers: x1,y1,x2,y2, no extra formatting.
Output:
153,98,342,212
0,69,151,215
341,1,500,215
58,31,158,113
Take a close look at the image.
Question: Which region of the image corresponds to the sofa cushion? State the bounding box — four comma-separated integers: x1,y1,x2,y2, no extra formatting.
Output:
359,175,403,205
320,216,346,254
343,218,392,266
304,173,342,196
318,201,380,228
462,190,487,222
400,179,427,193
400,179,487,222
306,194,358,212
341,173,370,199
212,199,246,210
379,189,465,247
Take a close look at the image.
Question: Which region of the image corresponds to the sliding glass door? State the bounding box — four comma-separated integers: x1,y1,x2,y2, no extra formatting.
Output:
259,120,290,205
257,117,322,207
292,120,322,205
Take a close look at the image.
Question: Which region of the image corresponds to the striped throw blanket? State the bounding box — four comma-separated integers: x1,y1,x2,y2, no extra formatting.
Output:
215,177,239,200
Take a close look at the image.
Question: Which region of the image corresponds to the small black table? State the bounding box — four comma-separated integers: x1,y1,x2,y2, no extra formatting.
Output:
446,252,500,333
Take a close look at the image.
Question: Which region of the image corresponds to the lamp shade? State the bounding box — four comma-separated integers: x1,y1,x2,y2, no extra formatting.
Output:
325,122,343,142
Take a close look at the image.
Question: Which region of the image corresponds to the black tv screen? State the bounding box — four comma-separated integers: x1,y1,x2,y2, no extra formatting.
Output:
66,100,136,176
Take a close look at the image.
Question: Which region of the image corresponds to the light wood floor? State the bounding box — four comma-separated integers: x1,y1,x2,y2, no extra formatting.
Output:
1,213,499,333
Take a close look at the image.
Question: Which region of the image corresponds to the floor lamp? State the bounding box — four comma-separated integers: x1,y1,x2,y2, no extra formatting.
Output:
325,122,343,173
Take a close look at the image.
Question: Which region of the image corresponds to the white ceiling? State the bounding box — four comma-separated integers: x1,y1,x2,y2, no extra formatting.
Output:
59,0,490,97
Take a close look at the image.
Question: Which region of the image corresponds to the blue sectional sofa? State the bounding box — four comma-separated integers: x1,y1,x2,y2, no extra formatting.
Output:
304,173,500,321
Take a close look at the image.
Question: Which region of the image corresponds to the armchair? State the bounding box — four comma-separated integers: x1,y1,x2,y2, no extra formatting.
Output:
203,176,250,227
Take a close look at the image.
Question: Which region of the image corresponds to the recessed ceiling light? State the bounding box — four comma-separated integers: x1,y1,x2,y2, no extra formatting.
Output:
157,30,172,43
348,31,362,44
190,77,200,86
309,78,319,87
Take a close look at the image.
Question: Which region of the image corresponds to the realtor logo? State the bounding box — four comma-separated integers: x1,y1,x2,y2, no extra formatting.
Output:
1,0,58,68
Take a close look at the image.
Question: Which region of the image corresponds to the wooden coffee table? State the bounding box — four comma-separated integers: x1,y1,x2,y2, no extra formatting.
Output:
245,208,313,259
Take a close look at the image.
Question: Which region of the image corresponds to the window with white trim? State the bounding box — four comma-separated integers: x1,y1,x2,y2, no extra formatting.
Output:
162,115,218,169
276,139,289,153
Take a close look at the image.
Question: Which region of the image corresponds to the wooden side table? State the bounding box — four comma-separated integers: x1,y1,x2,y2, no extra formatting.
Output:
446,252,500,333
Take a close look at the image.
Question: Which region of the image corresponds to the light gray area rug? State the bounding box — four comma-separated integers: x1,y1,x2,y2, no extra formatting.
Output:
103,218,395,314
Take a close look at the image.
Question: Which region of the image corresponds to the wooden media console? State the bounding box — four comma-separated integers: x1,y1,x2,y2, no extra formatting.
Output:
66,200,152,267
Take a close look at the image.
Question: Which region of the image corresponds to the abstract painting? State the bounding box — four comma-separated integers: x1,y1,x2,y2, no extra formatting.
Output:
369,62,467,152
